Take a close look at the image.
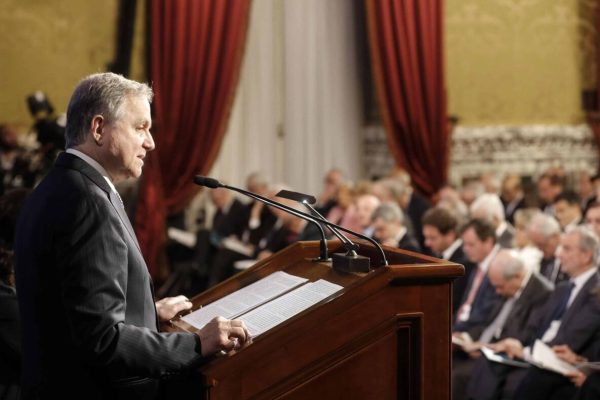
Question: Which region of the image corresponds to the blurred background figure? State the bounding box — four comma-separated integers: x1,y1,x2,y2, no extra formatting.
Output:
26,91,66,178
501,174,526,225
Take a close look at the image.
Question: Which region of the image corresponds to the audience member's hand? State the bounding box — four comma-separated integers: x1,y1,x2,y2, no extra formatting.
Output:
155,295,193,322
257,250,273,260
196,316,252,356
552,345,587,364
565,370,587,387
490,338,523,359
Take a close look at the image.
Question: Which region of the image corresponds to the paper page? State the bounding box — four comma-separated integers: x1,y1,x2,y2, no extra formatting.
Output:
221,236,254,256
167,227,196,248
181,271,308,329
480,346,530,368
241,279,344,337
452,332,473,347
531,340,578,375
577,362,600,375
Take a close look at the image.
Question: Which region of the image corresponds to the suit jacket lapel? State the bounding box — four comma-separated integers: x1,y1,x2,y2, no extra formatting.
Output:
560,272,599,327
55,152,142,252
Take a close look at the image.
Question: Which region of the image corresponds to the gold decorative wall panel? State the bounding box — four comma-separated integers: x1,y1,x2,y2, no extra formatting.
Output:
446,0,598,125
0,0,129,127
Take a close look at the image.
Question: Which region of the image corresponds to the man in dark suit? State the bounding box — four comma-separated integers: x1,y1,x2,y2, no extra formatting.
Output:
421,206,475,313
470,193,515,249
454,250,552,400
500,174,526,225
14,73,250,400
454,218,503,334
470,226,600,400
527,213,568,284
371,202,421,253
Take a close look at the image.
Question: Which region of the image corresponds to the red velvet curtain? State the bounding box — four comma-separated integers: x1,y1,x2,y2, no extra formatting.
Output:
365,0,448,197
135,0,252,278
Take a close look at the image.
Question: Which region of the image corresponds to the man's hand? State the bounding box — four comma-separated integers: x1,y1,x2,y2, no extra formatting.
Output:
553,345,587,364
565,370,587,387
155,295,193,322
196,316,252,356
490,338,524,359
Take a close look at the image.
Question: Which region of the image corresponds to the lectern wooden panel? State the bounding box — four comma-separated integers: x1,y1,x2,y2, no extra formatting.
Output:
166,240,463,399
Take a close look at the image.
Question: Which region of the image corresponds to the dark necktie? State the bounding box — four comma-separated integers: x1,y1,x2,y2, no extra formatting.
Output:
537,281,575,339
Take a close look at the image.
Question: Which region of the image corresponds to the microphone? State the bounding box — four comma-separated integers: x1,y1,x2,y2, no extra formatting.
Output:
193,176,329,262
276,189,373,273
193,176,388,270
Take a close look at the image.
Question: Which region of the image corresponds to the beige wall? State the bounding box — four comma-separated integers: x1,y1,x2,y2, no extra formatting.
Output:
446,0,598,125
0,0,147,128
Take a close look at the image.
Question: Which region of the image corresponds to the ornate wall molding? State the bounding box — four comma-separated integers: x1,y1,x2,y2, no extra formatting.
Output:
363,124,599,187
449,124,598,184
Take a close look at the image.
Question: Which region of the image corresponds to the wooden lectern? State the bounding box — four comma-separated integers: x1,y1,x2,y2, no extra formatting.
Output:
166,240,463,399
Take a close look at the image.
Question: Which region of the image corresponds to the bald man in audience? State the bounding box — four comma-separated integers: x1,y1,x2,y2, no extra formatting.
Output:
464,250,553,400
474,226,600,400
527,213,568,284
371,202,421,253
470,193,515,249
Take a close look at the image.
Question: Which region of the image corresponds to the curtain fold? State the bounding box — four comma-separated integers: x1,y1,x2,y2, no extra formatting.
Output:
135,0,252,278
365,0,448,197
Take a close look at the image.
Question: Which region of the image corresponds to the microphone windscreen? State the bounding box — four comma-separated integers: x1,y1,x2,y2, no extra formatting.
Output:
193,176,221,189
276,189,317,205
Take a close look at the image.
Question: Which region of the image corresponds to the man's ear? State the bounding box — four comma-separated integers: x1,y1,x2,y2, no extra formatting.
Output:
90,115,105,145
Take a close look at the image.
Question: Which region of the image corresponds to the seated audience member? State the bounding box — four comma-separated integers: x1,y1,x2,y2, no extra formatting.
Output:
315,168,345,216
205,174,277,287
472,226,600,400
371,202,421,253
552,190,583,232
512,208,544,272
470,193,515,248
0,188,31,400
537,170,566,216
254,195,322,260
527,213,568,284
459,179,484,208
500,174,526,225
354,193,381,238
452,250,552,400
238,172,278,246
435,184,469,218
575,170,596,217
0,247,20,400
454,218,503,334
191,187,247,279
584,201,600,241
394,174,432,250
421,206,475,313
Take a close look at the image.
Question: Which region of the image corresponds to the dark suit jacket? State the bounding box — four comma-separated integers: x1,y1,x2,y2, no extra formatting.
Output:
523,272,600,355
236,202,277,246
0,282,21,386
469,272,553,342
497,223,515,249
453,265,504,336
397,232,421,254
407,191,431,250
468,272,600,400
448,245,476,314
15,153,203,399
